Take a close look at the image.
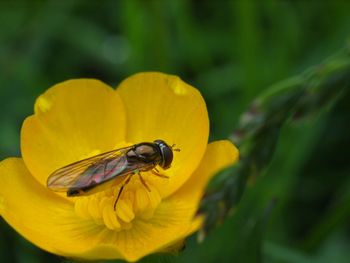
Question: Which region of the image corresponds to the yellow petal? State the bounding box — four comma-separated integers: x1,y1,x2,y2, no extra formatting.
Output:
172,140,239,206
116,72,209,197
21,79,126,186
151,141,238,255
76,197,200,262
83,140,238,261
0,140,238,261
40,197,201,261
159,215,203,254
154,140,238,250
0,158,123,258
0,158,198,261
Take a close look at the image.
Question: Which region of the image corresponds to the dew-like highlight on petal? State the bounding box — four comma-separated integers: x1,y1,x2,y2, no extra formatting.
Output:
169,77,188,96
34,96,52,113
73,174,162,231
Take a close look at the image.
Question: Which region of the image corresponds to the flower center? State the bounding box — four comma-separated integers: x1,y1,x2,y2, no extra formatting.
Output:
73,174,161,230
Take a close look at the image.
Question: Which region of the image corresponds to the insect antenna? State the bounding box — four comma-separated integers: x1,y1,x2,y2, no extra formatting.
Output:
171,144,181,152
151,169,169,178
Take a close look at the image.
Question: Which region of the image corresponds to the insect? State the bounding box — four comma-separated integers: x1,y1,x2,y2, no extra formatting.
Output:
47,140,180,210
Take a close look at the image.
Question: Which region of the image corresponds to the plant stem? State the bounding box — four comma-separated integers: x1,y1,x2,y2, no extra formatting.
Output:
200,45,350,234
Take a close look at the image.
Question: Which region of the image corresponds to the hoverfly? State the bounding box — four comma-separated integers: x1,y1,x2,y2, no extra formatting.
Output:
47,140,180,210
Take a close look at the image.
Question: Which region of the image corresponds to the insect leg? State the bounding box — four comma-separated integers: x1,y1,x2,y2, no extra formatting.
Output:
113,174,132,211
151,169,169,179
138,172,151,192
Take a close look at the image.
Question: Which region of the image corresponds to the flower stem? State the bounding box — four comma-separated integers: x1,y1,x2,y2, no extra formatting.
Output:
200,44,350,234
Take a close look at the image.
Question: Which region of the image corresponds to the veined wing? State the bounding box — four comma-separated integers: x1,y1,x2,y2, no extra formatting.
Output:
47,146,133,193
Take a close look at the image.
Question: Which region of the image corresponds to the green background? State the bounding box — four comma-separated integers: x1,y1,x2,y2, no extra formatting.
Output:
1,1,350,262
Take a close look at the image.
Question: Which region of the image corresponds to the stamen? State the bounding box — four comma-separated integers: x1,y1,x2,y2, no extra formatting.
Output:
135,188,150,212
102,199,121,230
73,174,162,230
116,199,135,222
87,196,100,219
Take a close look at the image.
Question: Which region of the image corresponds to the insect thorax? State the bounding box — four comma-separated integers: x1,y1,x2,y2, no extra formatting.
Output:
126,143,162,165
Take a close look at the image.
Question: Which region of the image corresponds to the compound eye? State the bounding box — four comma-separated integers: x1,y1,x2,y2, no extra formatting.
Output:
154,139,164,145
161,145,173,169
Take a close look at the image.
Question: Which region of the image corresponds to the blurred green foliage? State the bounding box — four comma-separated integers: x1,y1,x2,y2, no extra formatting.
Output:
1,1,350,262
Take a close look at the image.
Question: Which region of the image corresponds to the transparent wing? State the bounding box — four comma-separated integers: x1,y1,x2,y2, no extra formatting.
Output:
47,146,134,193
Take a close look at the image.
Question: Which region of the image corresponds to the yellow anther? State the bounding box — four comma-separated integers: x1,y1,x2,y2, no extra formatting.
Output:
135,188,150,213
102,201,121,230
116,199,135,223
74,178,161,230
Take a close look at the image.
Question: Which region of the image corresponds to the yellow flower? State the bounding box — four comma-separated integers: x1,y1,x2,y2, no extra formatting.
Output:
0,72,238,261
